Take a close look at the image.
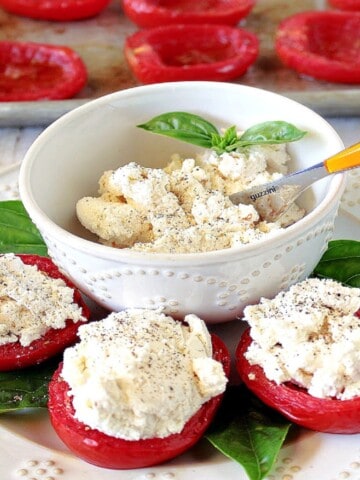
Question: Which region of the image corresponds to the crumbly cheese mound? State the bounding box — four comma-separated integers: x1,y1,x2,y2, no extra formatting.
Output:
191,145,288,195
61,309,227,440
243,278,360,400
76,145,304,253
0,253,87,347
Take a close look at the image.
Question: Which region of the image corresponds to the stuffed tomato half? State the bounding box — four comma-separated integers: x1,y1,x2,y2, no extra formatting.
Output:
0,254,90,370
236,277,360,434
48,310,230,469
236,328,360,434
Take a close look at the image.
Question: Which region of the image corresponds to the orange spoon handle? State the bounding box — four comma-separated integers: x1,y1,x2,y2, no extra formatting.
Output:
324,142,360,173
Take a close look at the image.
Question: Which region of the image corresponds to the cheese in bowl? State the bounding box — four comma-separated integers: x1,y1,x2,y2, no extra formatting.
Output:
76,144,304,254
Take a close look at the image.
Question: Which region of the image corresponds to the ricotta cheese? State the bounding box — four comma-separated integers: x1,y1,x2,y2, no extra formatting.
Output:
0,253,87,347
61,309,227,440
243,278,360,400
76,145,304,254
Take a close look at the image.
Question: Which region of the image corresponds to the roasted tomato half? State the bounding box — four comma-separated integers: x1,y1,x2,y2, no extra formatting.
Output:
0,254,90,371
0,41,87,101
124,23,259,84
275,11,360,84
48,334,231,469
0,0,111,21
236,328,360,434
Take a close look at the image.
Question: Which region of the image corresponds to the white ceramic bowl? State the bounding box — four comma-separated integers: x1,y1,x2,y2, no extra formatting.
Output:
19,82,346,323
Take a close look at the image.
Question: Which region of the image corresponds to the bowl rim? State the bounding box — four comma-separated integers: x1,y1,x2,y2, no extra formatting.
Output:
19,81,346,266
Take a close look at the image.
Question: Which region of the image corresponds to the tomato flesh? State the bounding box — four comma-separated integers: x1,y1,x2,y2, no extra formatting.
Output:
124,24,259,84
122,0,255,27
48,334,230,469
306,14,360,62
0,0,111,21
0,41,87,101
275,11,360,84
328,0,360,10
0,255,90,371
236,328,360,434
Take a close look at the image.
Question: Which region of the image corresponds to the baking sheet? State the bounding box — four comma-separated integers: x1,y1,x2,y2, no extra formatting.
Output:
0,0,359,126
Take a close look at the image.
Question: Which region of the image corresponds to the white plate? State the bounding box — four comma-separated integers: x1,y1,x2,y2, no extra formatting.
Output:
0,165,360,480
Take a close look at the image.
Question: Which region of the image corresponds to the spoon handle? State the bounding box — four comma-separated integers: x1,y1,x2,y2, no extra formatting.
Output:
325,142,360,173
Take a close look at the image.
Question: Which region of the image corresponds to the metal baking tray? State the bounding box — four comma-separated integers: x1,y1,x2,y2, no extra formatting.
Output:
0,0,359,127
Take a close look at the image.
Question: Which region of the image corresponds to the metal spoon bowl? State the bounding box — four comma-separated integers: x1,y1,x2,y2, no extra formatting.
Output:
229,142,360,222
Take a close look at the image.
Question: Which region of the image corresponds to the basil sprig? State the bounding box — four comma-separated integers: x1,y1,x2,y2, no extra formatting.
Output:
0,200,47,256
137,112,306,154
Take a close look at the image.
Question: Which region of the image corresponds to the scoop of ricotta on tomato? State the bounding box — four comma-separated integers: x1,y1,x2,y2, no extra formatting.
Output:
0,253,87,347
61,309,228,440
243,278,360,400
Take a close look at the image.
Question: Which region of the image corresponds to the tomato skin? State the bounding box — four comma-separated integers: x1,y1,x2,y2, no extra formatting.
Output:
48,334,231,469
236,328,360,434
0,254,90,371
124,24,259,84
0,0,111,21
0,41,87,101
122,0,255,28
328,0,360,10
275,11,360,84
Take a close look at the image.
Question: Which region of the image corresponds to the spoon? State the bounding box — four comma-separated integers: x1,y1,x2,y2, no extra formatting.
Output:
229,142,360,222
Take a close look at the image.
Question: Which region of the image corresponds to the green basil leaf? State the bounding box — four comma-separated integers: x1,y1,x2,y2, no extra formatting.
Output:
206,385,291,480
228,121,307,150
0,359,58,413
211,125,239,154
0,200,47,256
137,112,219,149
138,113,306,154
312,239,360,287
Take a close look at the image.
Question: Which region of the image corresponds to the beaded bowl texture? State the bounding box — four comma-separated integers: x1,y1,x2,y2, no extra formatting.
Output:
19,81,346,323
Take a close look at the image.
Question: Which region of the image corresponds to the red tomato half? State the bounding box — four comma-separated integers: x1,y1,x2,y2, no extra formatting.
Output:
0,255,90,371
275,11,360,84
236,328,360,434
48,334,231,469
328,0,360,10
124,24,259,84
0,41,87,101
122,0,255,28
0,0,111,21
